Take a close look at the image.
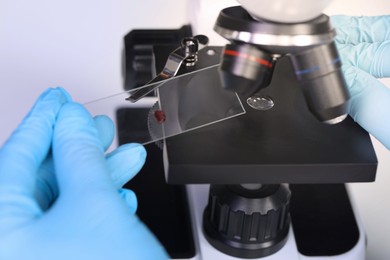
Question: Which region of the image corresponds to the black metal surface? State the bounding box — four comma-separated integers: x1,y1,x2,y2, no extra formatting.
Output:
290,184,360,256
158,47,377,184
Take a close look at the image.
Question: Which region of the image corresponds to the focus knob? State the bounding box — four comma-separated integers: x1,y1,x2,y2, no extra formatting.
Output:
203,184,291,258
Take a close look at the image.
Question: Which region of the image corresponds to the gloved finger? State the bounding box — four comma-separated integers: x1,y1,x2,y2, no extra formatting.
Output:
53,102,115,193
34,157,57,211
343,65,390,149
94,115,115,151
35,144,145,211
106,143,146,188
337,41,390,78
0,87,70,233
34,115,116,211
119,188,138,214
331,15,390,44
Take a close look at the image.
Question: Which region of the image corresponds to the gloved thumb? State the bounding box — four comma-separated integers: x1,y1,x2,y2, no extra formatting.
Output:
343,65,390,149
53,102,115,194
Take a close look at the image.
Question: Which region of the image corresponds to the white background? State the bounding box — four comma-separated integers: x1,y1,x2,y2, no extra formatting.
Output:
0,0,389,259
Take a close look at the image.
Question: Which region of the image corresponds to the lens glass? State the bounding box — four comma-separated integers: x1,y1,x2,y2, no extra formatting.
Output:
247,96,274,111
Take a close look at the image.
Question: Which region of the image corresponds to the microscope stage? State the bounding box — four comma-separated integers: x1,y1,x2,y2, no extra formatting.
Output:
161,48,377,184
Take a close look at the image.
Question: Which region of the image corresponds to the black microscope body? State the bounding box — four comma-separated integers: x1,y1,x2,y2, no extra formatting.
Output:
120,5,377,259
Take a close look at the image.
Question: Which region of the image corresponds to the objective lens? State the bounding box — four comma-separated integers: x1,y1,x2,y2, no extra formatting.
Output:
289,42,350,124
219,43,275,96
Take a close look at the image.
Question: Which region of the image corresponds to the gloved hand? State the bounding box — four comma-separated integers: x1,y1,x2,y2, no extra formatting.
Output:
331,15,390,149
0,88,168,260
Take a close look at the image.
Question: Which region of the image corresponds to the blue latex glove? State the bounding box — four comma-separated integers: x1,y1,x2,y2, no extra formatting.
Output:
0,88,168,259
331,15,390,149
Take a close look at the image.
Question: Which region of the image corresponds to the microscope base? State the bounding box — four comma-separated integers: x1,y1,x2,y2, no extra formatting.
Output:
186,185,366,260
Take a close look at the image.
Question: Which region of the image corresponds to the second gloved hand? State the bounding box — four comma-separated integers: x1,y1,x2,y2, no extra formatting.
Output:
332,15,390,149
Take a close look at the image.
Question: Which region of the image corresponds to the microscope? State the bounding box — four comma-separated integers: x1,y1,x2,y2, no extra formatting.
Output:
108,0,378,259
